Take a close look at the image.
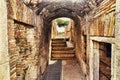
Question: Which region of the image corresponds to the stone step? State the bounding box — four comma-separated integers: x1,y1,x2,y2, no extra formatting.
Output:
52,38,69,41
51,53,75,58
52,41,66,44
51,57,75,60
52,43,66,47
52,47,74,51
51,38,75,60
52,50,75,54
51,53,75,60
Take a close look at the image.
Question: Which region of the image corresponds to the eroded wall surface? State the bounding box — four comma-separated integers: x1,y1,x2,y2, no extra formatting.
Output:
7,0,50,80
0,0,10,80
7,1,38,79
68,0,117,80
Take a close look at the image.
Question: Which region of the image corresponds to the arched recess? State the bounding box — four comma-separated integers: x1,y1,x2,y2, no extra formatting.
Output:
40,7,81,41
35,0,96,50
38,6,84,64
40,7,81,29
36,1,94,79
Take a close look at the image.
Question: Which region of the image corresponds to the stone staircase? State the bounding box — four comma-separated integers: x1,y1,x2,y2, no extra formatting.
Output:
51,38,75,60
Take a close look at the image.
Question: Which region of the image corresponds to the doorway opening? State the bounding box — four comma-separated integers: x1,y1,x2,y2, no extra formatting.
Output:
51,17,72,39
99,42,111,80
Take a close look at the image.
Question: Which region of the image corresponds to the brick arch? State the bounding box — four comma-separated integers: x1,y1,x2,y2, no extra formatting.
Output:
44,11,79,22
36,0,95,16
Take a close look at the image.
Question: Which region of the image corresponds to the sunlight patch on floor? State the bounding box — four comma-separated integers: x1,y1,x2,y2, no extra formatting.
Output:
49,60,58,65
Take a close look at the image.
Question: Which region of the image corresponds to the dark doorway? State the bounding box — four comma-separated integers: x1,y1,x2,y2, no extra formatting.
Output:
99,42,111,80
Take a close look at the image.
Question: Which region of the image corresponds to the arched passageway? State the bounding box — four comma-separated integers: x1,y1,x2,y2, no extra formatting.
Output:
42,17,85,80
38,5,84,79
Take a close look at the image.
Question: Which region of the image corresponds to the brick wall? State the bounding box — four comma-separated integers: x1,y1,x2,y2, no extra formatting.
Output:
7,1,48,80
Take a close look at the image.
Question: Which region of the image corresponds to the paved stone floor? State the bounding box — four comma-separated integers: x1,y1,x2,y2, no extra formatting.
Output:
42,59,85,80
42,60,62,80
62,59,85,80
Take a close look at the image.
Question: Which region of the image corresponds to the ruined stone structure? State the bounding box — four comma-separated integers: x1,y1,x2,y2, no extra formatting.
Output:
0,0,120,80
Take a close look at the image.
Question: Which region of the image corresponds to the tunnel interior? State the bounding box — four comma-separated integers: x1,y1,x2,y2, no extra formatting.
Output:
35,1,96,80
5,0,117,80
35,1,93,80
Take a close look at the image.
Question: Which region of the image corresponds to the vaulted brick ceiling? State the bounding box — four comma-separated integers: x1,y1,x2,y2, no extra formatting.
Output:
36,0,96,22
